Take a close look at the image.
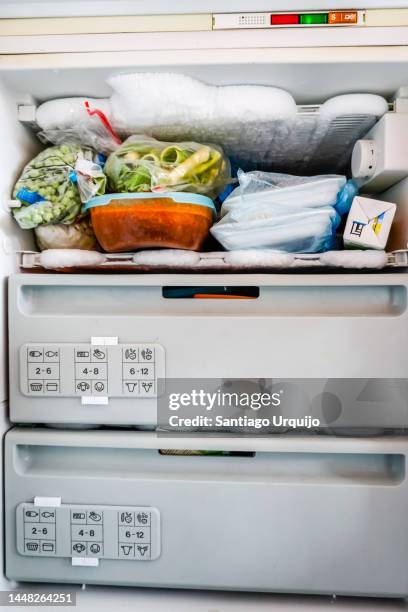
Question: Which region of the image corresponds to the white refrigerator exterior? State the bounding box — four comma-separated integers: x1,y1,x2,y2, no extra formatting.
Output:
1,2,408,608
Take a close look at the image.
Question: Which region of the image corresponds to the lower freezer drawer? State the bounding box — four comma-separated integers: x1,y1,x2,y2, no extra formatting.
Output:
5,428,408,597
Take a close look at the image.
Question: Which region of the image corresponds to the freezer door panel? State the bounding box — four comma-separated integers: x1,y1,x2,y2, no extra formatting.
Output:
5,428,408,596
8,274,408,426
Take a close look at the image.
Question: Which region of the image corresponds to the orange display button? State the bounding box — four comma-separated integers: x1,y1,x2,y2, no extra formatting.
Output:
328,11,358,24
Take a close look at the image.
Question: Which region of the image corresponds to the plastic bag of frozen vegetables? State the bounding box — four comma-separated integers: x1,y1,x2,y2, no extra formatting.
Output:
104,135,230,198
12,144,106,230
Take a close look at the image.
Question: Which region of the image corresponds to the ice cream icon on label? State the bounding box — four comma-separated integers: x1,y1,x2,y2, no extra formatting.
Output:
46,383,58,392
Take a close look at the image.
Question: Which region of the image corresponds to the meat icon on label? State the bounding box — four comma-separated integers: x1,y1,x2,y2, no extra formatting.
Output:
121,545,133,556
137,545,149,557
125,383,137,392
88,511,102,522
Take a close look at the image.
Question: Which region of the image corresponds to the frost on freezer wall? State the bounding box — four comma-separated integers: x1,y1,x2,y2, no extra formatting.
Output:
0,80,38,405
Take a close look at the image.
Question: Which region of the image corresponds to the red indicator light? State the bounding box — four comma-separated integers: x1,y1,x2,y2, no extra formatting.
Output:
270,14,299,25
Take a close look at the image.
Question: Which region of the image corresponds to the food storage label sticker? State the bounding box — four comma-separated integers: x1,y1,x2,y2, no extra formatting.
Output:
19,343,165,398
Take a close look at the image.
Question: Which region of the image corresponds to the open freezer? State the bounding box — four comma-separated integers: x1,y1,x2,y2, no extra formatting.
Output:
1,1,408,605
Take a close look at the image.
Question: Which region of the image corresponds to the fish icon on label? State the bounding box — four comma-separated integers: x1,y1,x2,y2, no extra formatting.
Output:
45,351,58,358
41,511,55,519
29,350,42,358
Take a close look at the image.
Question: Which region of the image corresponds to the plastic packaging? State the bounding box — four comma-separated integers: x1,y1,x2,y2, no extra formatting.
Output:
38,100,121,155
104,136,230,198
84,192,216,252
12,144,105,229
34,219,99,251
211,171,346,252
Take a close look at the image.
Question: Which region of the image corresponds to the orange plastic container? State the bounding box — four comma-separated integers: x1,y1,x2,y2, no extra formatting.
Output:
85,193,216,252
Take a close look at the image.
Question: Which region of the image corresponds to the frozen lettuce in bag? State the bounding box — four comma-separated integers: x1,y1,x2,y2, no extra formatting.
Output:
104,135,230,197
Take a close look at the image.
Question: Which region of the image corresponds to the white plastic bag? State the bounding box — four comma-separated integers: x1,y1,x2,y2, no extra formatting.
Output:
211,171,345,252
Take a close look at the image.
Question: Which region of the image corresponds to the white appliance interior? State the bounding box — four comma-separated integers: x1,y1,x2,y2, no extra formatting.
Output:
1,44,408,606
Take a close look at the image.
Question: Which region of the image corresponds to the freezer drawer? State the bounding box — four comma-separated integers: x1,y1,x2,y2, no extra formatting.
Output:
5,427,408,597
8,273,408,427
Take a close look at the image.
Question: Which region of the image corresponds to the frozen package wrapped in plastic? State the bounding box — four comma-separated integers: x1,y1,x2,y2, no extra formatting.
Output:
34,219,99,251
104,135,230,198
12,143,106,229
38,100,121,155
211,170,347,252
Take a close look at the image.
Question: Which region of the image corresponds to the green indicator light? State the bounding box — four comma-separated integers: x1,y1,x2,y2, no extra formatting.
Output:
299,13,328,25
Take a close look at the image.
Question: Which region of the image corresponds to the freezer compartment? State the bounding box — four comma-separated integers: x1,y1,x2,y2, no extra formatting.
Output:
8,272,408,428
5,427,408,596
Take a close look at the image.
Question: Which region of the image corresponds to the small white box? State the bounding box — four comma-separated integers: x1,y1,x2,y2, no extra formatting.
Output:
344,196,397,250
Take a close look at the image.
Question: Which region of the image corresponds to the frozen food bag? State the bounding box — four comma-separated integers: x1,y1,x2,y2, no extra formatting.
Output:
211,170,346,252
104,135,230,198
12,143,105,229
34,218,99,251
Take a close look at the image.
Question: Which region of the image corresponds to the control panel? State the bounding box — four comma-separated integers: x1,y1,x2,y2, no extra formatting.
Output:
20,343,165,398
17,503,161,561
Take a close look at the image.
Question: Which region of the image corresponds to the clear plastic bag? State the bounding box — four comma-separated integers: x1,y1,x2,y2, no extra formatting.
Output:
12,144,105,229
38,100,121,155
104,135,231,198
211,170,346,252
